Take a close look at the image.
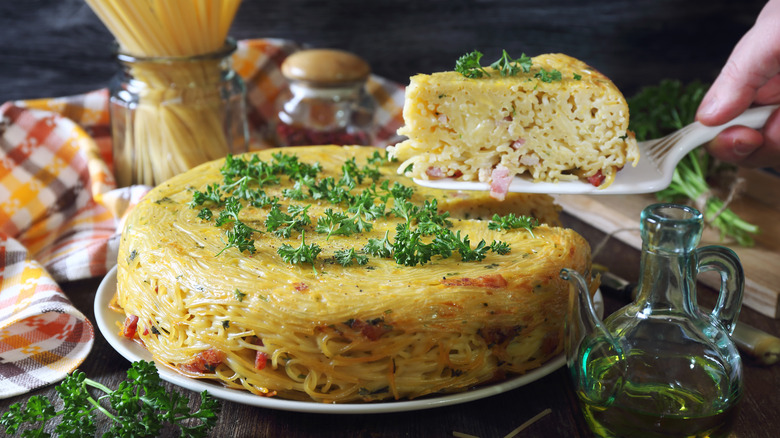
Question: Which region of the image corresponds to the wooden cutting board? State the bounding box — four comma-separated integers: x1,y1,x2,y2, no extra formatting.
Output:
556,168,780,318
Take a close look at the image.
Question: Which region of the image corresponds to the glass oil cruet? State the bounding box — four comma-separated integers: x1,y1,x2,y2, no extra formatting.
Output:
562,203,744,438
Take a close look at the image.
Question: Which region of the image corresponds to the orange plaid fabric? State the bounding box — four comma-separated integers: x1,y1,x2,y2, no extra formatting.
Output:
0,38,406,398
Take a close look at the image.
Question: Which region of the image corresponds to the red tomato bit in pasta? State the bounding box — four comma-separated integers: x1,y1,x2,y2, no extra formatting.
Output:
122,315,139,339
255,351,268,370
441,274,508,288
347,318,392,341
180,348,226,373
587,170,606,187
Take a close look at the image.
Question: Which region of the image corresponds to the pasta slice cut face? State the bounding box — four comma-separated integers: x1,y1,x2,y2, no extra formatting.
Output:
388,53,640,197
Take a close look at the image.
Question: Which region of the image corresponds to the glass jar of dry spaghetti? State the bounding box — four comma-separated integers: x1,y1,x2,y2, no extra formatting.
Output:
109,39,248,187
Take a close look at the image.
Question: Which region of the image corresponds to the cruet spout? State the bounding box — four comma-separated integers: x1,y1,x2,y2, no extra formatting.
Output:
561,268,625,405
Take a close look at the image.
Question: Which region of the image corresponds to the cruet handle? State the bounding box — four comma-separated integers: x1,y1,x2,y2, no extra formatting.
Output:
695,245,745,334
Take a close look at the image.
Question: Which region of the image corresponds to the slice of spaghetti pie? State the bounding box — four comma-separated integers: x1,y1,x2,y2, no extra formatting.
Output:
388,53,640,199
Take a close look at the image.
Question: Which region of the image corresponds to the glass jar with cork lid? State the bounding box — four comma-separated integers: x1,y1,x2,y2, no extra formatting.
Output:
274,49,377,147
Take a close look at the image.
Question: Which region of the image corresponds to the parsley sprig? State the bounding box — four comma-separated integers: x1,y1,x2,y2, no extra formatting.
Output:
364,230,393,258
265,204,311,238
455,51,491,78
455,50,565,82
488,213,539,237
215,222,256,256
334,248,369,267
490,50,532,76
534,68,562,83
0,361,219,438
278,231,322,273
189,183,222,208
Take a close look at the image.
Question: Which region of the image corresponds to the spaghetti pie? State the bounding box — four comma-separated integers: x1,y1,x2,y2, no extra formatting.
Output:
388,53,640,199
116,145,596,403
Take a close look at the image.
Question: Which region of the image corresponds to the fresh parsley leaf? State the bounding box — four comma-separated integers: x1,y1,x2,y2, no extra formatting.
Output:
334,248,369,266
0,361,219,438
249,191,280,209
315,209,359,239
215,196,243,227
189,183,223,208
220,154,279,187
270,152,322,181
392,223,434,266
265,204,311,238
488,213,539,237
456,50,533,79
306,176,337,201
455,50,491,78
534,68,562,82
223,176,258,200
490,50,532,76
366,150,388,166
278,231,322,273
282,180,308,200
388,182,414,201
390,198,419,222
363,231,393,258
216,222,256,256
628,79,707,141
197,208,213,221
0,395,57,437
414,199,451,231
342,158,365,185
433,230,490,262
490,240,511,255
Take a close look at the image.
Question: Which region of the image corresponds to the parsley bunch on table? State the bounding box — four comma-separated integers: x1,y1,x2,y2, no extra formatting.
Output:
628,79,760,246
0,360,220,438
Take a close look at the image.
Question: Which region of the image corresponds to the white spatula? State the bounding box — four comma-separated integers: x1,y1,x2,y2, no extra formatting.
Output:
413,104,778,195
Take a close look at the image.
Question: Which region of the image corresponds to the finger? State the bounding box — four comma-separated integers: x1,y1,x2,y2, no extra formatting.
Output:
755,75,780,104
697,2,780,125
705,107,780,168
751,104,780,168
704,126,764,166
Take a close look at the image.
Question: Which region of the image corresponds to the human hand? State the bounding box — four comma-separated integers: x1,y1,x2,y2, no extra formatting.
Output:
696,0,780,169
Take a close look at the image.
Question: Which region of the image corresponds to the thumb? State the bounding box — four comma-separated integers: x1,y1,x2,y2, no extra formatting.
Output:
697,1,780,126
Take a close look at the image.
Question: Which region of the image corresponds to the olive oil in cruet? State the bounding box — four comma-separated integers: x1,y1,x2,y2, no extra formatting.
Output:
563,203,744,438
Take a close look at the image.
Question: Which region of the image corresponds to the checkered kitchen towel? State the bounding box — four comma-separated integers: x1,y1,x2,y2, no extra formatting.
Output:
0,38,406,398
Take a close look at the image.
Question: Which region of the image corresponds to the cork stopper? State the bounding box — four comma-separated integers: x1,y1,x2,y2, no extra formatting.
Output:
281,49,370,86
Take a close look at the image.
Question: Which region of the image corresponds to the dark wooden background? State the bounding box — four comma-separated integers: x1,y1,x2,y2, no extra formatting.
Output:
0,0,769,103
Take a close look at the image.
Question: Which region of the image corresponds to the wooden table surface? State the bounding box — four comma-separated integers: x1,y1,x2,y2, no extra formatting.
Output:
1,1,779,437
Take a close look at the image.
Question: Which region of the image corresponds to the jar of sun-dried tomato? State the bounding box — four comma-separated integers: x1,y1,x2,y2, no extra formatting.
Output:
274,49,376,147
